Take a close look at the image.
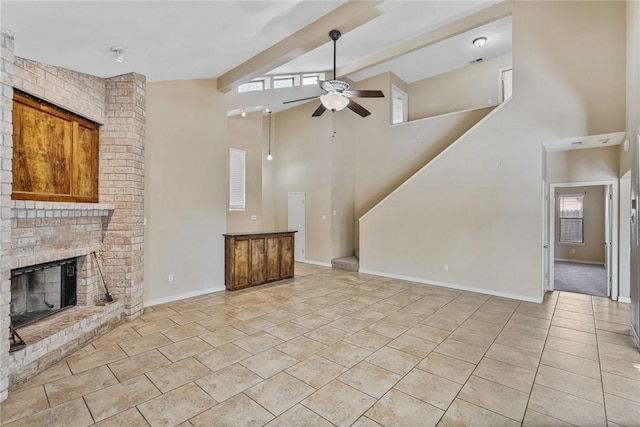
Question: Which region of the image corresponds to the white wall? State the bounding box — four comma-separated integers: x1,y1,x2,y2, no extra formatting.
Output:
144,79,227,304
359,1,626,301
408,53,512,120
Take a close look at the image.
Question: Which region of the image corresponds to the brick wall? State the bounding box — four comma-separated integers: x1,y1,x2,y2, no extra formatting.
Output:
101,74,146,318
0,28,15,404
0,29,146,401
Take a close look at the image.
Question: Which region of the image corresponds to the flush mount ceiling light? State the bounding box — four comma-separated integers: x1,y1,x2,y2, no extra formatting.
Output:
472,37,487,48
320,93,350,112
110,46,125,63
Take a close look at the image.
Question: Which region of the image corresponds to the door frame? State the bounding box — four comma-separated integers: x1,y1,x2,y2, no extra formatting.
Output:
547,180,619,299
287,192,305,262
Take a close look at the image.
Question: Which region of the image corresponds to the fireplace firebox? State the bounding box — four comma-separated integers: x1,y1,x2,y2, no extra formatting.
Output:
10,258,78,328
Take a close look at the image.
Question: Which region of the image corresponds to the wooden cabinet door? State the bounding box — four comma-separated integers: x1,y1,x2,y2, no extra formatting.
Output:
266,236,280,281
232,239,250,289
250,238,266,285
280,235,294,278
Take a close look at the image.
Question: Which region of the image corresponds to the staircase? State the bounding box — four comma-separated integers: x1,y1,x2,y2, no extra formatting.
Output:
331,249,359,272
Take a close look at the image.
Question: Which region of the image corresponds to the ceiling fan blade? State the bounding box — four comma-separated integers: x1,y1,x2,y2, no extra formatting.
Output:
346,90,385,98
347,100,371,117
283,95,319,105
312,103,327,117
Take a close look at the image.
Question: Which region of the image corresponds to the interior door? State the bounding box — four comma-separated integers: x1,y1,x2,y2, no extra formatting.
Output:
605,185,613,297
288,192,305,262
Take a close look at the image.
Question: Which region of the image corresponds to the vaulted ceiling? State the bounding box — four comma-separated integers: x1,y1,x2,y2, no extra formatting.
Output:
2,0,512,93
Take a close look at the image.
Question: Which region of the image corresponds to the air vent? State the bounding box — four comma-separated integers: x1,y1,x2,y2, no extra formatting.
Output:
469,58,484,64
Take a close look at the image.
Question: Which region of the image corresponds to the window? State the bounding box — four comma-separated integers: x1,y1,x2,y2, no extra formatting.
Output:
273,76,295,89
238,79,265,93
12,90,99,203
391,85,408,124
558,194,584,243
302,74,321,86
229,149,246,211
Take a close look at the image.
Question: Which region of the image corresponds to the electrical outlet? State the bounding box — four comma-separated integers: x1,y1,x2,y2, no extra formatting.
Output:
250,215,257,221
168,274,174,282
444,264,449,272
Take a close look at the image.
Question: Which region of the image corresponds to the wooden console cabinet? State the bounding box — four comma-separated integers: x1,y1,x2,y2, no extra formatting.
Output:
224,230,296,291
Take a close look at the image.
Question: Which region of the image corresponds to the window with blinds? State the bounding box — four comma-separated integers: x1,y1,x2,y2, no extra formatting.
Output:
229,148,246,211
558,194,584,243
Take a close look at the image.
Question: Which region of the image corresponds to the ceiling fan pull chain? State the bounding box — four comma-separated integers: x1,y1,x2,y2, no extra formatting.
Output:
332,111,337,138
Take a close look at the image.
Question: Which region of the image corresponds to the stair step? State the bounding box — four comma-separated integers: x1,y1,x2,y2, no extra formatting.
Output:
331,256,359,272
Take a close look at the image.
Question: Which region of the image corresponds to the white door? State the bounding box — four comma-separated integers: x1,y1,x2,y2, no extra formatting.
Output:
288,192,305,262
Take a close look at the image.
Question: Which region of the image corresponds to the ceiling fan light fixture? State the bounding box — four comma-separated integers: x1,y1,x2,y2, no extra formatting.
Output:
472,37,487,48
110,46,125,63
320,93,349,112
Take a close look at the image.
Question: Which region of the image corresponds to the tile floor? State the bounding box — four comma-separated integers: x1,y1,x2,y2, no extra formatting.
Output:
2,263,639,426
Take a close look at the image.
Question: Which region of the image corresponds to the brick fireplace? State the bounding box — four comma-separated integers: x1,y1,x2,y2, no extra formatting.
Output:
0,29,146,401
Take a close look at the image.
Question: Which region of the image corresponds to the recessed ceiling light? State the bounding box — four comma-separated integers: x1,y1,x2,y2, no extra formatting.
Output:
571,141,583,146
599,138,610,144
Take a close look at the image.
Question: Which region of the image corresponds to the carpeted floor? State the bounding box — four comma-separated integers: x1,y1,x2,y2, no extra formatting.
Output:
554,261,608,297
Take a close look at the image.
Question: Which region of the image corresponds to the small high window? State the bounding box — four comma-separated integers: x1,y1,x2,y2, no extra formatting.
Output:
558,194,584,243
302,74,321,85
273,76,295,89
229,148,246,211
238,79,266,93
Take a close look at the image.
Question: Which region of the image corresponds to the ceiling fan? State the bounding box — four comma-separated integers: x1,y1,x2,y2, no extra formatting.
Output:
283,29,384,117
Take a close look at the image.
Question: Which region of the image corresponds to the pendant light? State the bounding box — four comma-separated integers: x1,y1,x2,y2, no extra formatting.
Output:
267,111,273,160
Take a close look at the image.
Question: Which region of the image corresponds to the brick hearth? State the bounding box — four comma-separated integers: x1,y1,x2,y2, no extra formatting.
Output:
0,28,146,401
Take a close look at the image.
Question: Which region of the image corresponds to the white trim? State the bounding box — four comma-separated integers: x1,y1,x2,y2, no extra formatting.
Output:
554,259,605,266
144,286,225,308
389,105,497,129
362,99,510,220
548,180,619,300
359,268,543,303
618,296,631,304
302,259,332,268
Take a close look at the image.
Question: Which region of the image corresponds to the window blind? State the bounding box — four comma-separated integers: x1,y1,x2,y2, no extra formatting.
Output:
229,148,246,211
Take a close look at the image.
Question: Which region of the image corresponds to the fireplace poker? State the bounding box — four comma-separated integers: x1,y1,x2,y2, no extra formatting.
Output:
91,251,114,303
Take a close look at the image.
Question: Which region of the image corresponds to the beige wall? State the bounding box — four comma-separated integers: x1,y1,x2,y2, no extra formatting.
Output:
547,146,620,183
408,54,512,120
144,79,227,303
359,1,626,301
227,113,265,233
273,101,337,263
627,0,640,341
554,186,606,263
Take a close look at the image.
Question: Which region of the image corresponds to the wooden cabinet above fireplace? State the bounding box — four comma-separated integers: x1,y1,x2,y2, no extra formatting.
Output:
223,231,296,291
12,90,99,203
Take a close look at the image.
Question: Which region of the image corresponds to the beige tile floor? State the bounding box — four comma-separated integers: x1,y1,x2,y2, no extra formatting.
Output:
2,263,640,426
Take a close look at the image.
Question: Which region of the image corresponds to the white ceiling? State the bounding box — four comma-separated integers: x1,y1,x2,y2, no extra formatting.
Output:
1,1,509,86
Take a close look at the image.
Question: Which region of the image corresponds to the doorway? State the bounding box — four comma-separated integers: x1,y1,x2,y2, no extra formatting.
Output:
287,192,305,262
548,181,618,298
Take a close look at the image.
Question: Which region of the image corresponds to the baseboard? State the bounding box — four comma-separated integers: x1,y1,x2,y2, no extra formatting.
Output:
302,259,332,268
359,269,543,303
144,286,226,307
617,296,631,304
554,258,604,266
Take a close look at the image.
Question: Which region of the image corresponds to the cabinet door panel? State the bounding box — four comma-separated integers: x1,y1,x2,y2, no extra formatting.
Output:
266,237,280,280
280,235,294,278
250,238,266,285
232,239,250,288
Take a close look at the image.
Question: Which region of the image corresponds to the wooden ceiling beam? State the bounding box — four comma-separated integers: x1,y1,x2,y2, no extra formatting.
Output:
216,0,386,93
